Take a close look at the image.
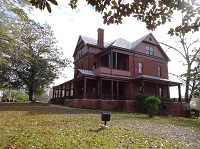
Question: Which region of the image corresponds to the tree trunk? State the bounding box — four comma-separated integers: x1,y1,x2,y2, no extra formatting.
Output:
29,86,34,101
185,64,191,103
185,78,190,103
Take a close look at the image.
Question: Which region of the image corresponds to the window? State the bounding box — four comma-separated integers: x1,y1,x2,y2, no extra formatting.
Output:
79,49,84,58
92,62,97,69
158,66,161,77
92,85,97,95
139,62,143,74
146,46,154,56
159,87,163,97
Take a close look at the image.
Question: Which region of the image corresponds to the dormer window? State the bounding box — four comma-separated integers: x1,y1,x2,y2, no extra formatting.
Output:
146,46,154,56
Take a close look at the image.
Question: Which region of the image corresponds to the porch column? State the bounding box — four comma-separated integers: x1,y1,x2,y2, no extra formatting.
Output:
98,79,100,99
52,89,55,98
64,85,67,97
141,80,145,94
108,53,111,68
110,52,114,69
115,52,118,69
57,88,60,98
69,83,71,97
111,80,113,99
155,83,158,96
167,84,170,98
178,84,181,102
60,85,63,97
54,89,56,98
83,78,87,99
73,81,76,99
100,79,102,99
117,81,119,97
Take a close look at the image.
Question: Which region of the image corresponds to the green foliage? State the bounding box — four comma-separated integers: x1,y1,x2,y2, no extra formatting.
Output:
2,89,29,102
145,96,161,118
15,94,29,102
135,94,173,114
135,94,149,113
158,96,174,105
30,0,200,36
0,18,71,101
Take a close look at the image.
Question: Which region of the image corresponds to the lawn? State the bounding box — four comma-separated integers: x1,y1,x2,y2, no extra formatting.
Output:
0,102,199,149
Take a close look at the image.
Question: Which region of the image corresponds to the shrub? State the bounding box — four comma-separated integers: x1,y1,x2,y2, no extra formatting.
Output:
145,96,161,118
15,94,29,102
135,94,149,113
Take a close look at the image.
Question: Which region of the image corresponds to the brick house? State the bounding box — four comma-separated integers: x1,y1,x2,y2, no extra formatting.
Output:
51,28,188,116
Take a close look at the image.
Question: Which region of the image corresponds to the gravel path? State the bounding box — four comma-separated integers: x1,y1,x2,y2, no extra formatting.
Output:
111,117,200,149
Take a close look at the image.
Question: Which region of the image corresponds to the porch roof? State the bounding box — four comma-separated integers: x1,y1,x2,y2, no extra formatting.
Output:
78,69,96,76
133,75,182,86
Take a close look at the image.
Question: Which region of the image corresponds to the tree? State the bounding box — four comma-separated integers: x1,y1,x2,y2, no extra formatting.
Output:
0,0,30,89
29,0,200,36
0,20,70,101
190,49,200,99
160,35,200,102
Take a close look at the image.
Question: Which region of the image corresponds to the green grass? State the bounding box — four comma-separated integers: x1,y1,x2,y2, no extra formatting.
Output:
0,102,198,148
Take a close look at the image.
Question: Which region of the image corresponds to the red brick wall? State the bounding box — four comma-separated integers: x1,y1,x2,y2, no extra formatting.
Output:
144,82,156,95
134,42,164,58
129,55,134,77
134,57,168,79
167,102,189,117
63,99,188,117
86,79,98,95
132,81,141,95
143,35,159,45
88,56,98,70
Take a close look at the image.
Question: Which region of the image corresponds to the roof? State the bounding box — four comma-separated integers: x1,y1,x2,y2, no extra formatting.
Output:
110,38,131,49
80,35,110,48
78,69,96,76
130,34,149,49
133,75,181,86
76,32,169,61
80,34,150,50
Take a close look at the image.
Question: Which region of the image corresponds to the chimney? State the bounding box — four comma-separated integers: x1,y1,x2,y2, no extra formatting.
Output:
97,28,104,47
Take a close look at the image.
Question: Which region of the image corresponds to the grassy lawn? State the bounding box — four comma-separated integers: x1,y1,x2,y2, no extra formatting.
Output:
0,102,199,149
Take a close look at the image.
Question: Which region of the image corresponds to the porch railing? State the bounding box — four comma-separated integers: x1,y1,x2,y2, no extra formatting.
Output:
93,67,131,77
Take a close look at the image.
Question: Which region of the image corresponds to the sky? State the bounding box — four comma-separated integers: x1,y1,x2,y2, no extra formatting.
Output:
27,0,199,98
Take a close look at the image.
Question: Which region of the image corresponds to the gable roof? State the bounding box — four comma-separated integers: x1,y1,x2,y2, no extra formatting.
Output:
74,33,169,61
130,34,149,49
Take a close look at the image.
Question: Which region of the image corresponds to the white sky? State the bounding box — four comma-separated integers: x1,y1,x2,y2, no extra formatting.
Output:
27,0,199,98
